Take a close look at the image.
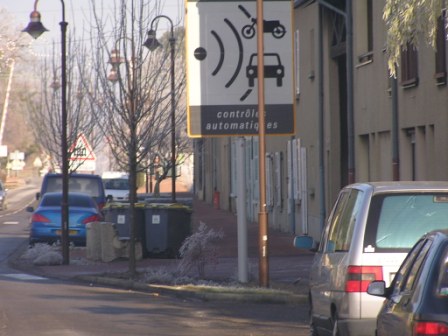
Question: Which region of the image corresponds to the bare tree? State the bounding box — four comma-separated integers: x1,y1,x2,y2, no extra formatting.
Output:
26,35,104,173
87,0,188,276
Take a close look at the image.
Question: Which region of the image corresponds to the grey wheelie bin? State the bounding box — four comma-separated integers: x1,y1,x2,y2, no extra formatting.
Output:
144,203,192,258
103,202,147,256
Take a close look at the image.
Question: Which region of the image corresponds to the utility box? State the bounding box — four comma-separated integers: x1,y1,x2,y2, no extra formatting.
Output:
144,203,192,258
86,221,142,262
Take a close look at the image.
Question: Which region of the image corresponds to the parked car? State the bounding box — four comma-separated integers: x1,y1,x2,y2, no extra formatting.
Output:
295,181,448,336
102,172,129,202
28,192,103,246
367,229,448,336
0,180,7,210
38,173,106,210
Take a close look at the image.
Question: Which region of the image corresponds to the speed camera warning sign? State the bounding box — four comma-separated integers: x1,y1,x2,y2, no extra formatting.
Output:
186,0,296,137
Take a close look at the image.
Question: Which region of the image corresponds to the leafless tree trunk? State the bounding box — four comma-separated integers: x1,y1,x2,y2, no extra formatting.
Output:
87,0,190,277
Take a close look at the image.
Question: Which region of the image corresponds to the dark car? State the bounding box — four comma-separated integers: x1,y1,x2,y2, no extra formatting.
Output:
28,192,103,246
367,229,448,336
38,173,106,210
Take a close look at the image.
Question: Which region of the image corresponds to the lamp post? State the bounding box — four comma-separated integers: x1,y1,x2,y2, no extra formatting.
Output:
144,16,176,202
23,0,70,265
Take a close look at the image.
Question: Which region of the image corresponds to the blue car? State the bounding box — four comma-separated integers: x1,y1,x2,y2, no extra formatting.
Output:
28,192,103,246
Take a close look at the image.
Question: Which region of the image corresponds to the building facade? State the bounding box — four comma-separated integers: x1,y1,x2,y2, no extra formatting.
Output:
193,0,448,242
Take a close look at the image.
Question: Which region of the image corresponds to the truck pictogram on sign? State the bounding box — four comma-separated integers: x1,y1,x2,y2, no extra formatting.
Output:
69,133,96,161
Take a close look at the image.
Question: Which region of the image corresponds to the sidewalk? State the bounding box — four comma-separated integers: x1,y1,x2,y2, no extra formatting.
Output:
10,195,313,300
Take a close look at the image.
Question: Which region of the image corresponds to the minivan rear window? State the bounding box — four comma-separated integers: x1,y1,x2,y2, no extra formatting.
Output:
365,193,448,252
46,176,102,197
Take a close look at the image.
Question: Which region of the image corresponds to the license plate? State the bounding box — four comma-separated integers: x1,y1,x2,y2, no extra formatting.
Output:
56,230,78,236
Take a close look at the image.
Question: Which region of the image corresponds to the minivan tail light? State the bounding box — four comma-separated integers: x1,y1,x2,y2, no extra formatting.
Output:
414,321,448,335
345,266,383,292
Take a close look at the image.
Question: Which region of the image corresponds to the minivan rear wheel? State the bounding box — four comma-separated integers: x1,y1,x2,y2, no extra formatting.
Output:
309,317,319,336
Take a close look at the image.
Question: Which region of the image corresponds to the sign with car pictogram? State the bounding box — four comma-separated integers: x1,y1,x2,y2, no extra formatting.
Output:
186,0,295,137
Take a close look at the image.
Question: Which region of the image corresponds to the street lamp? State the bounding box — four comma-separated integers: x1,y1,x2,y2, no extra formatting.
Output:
144,15,177,202
23,0,70,265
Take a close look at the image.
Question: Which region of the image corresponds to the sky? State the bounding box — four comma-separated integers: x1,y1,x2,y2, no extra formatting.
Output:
0,0,185,54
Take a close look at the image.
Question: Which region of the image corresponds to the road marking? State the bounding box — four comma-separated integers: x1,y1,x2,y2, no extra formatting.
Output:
2,221,19,225
3,273,47,281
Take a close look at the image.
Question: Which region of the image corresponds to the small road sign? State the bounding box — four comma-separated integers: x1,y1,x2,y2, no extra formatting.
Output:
69,134,96,172
69,134,96,161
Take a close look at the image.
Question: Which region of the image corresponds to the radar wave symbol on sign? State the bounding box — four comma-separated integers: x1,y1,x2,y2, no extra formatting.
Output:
193,12,253,101
193,19,243,90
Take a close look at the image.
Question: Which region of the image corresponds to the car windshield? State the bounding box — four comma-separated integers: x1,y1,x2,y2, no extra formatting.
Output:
103,178,129,190
365,193,448,251
41,194,93,208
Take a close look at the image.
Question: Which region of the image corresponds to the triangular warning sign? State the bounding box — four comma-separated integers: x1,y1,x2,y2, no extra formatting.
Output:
69,134,96,160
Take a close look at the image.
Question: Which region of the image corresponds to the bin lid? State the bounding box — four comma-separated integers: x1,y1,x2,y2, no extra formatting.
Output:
103,202,146,209
144,202,192,211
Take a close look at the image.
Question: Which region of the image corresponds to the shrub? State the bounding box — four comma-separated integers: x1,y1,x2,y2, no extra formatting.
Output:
177,221,224,278
22,243,63,266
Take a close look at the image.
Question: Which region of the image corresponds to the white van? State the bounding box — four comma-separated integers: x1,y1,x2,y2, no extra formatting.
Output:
296,181,448,336
102,171,129,202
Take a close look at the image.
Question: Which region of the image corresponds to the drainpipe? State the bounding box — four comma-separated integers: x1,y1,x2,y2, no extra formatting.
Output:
391,72,399,180
318,5,326,230
346,0,355,184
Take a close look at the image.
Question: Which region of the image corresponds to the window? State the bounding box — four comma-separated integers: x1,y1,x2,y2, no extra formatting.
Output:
390,239,429,294
357,0,374,65
402,239,431,292
365,193,448,251
437,245,448,296
327,189,363,252
435,13,447,85
400,43,419,87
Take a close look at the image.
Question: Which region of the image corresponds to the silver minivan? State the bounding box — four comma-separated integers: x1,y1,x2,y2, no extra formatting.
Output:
297,181,448,336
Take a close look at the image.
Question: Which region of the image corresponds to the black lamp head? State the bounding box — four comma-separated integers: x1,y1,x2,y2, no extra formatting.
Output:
143,29,161,51
22,10,49,39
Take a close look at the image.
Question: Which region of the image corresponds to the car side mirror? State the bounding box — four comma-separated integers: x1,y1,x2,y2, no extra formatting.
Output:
36,192,41,200
367,280,387,297
26,206,34,213
294,235,316,250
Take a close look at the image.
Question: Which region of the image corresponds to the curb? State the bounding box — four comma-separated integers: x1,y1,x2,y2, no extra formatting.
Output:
76,274,308,304
8,241,309,305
